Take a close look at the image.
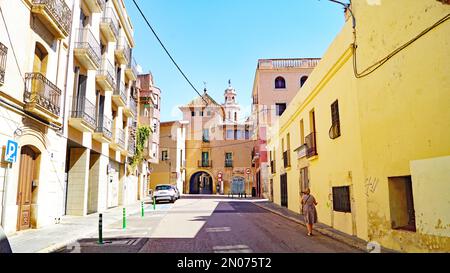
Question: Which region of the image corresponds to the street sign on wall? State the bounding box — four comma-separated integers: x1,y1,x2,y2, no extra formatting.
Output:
5,140,18,163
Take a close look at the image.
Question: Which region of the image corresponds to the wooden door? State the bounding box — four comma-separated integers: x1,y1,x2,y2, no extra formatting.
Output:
17,146,38,231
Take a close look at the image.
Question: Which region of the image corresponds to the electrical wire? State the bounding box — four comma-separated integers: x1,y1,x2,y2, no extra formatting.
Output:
131,0,208,106
352,13,450,78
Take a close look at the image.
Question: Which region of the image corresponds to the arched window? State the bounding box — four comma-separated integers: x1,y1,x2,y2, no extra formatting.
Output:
275,76,286,89
300,76,308,87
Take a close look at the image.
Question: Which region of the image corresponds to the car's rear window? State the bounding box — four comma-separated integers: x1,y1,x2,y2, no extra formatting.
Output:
156,185,171,191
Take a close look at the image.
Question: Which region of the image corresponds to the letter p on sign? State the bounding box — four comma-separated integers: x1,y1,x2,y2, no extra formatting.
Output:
5,140,18,163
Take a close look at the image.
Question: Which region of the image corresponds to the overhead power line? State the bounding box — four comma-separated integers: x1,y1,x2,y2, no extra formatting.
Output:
131,0,208,105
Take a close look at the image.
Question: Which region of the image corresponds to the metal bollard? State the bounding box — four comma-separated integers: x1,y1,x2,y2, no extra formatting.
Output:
122,208,126,229
141,201,144,217
98,213,103,244
153,197,156,210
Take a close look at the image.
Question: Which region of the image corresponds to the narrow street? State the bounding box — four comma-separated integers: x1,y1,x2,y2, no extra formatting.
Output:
57,196,361,253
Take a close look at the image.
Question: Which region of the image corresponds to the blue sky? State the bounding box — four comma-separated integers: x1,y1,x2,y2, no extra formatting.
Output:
125,0,346,122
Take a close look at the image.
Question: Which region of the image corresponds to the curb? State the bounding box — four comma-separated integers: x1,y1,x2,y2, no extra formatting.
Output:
23,205,143,253
252,202,369,252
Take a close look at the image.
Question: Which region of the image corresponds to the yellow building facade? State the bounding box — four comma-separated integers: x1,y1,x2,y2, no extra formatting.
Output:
268,0,450,252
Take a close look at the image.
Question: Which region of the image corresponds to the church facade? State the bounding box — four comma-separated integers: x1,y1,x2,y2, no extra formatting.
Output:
179,82,255,195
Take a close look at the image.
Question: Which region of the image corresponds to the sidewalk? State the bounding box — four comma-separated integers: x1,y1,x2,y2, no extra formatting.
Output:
8,199,153,253
253,201,396,253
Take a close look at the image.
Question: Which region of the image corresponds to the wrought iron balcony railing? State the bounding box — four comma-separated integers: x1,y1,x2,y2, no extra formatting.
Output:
75,28,101,68
97,57,115,87
117,128,126,149
114,82,127,103
116,36,131,63
128,57,138,76
31,0,72,37
198,160,212,168
101,7,119,38
128,137,136,156
305,132,318,158
0,42,7,86
70,96,97,129
129,98,137,117
24,72,62,117
225,159,233,168
95,115,112,139
283,150,291,168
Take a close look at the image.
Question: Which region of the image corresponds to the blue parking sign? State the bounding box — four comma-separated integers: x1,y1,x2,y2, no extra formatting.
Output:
5,140,18,163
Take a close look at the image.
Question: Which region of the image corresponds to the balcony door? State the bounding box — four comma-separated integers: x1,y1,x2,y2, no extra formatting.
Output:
33,43,48,75
76,74,87,113
97,93,105,128
202,152,209,166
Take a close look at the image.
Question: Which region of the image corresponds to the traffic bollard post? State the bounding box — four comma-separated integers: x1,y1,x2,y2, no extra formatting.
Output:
122,208,126,229
98,213,103,244
141,201,144,217
153,197,156,210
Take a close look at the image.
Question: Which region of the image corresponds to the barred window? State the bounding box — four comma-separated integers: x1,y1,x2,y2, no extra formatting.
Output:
332,186,351,213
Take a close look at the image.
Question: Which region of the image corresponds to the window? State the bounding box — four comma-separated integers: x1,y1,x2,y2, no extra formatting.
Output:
207,111,211,116
191,111,195,117
300,76,308,87
275,76,286,89
300,168,309,193
236,130,244,140
276,103,287,116
202,129,209,142
300,119,305,145
330,100,341,139
161,150,169,161
226,130,234,140
225,152,233,167
388,176,416,232
332,186,351,213
200,111,204,117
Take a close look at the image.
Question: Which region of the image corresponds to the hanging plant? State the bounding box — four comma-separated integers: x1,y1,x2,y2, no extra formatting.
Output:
129,125,152,172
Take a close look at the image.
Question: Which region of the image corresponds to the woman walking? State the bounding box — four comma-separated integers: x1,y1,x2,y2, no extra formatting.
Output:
301,188,318,236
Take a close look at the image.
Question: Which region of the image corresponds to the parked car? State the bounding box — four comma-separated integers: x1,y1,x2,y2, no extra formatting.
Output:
171,185,181,200
153,184,177,203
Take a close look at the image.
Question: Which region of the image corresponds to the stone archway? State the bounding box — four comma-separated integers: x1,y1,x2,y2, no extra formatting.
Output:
189,171,213,194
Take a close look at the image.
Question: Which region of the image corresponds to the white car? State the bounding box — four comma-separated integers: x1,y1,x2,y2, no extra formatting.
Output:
153,184,177,203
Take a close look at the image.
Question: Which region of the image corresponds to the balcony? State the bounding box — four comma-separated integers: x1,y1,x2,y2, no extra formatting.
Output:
112,82,127,106
125,58,138,81
112,127,126,151
69,97,97,132
124,97,137,118
100,7,119,42
23,73,61,124
225,159,233,168
74,28,101,70
283,151,291,168
93,116,113,143
305,132,318,158
0,43,7,86
115,36,130,65
82,0,105,14
30,0,72,39
128,136,136,157
198,160,212,168
96,57,115,91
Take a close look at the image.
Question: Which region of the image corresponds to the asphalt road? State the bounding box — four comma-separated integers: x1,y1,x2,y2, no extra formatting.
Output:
139,196,361,253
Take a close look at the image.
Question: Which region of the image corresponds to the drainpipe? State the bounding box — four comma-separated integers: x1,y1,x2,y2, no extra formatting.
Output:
1,164,10,229
61,0,76,136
